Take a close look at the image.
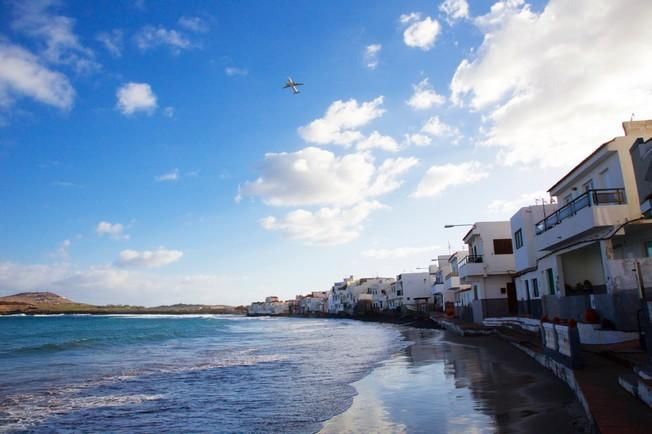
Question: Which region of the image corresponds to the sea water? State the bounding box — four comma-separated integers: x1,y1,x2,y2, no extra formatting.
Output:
0,315,403,433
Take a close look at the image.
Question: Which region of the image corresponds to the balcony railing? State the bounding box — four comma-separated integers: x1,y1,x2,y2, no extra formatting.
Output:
535,188,626,235
458,255,483,268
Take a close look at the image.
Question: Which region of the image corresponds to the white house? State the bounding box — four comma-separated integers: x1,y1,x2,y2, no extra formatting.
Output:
442,251,473,315
431,255,459,311
247,297,289,316
531,120,652,330
510,204,558,318
459,222,516,323
387,272,433,313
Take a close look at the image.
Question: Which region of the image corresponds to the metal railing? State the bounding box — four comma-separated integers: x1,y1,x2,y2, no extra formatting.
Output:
458,255,483,268
535,188,626,235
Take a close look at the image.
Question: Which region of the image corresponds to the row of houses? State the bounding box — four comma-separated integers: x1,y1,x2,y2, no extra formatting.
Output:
248,120,652,334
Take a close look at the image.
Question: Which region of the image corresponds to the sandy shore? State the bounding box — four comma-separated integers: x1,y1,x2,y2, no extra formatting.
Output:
320,328,590,434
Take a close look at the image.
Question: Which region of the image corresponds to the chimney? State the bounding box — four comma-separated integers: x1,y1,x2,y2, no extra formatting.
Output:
622,120,652,139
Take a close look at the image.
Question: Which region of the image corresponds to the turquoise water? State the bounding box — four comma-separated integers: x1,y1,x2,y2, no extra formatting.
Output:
0,315,403,433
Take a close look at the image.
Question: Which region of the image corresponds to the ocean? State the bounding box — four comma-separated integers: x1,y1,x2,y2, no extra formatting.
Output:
0,315,588,433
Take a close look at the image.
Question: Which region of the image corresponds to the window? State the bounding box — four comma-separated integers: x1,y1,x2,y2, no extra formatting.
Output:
493,239,514,254
525,279,530,299
473,285,479,300
532,279,539,297
514,229,523,249
646,241,652,258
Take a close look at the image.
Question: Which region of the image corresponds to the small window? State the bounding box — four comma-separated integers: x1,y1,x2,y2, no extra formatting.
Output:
646,241,652,257
500,287,506,294
532,279,539,298
493,239,514,254
514,229,523,249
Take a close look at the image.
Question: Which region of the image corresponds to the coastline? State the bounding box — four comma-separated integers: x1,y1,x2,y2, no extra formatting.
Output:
320,326,590,434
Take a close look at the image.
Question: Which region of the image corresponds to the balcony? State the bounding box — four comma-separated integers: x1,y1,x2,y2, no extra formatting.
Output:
535,188,629,251
459,255,485,279
444,275,462,291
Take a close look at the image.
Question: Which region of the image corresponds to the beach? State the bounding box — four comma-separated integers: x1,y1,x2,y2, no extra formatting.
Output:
321,327,590,433
0,315,589,433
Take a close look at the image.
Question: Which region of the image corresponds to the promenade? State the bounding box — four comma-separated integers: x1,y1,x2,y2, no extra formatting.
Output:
430,314,652,434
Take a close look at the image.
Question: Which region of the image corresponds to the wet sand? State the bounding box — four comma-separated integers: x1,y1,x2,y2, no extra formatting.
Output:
320,328,590,434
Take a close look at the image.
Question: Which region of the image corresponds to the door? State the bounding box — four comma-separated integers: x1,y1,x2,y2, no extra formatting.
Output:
507,282,517,315
546,268,555,295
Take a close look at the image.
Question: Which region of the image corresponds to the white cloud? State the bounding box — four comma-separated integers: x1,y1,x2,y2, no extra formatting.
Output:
487,191,549,215
96,221,128,239
407,78,445,110
403,133,432,147
402,15,441,50
225,67,248,76
240,147,417,207
412,161,489,198
115,248,183,268
420,116,461,139
178,16,209,33
439,0,470,23
364,44,382,70
400,13,422,24
96,30,123,57
0,42,74,110
356,131,399,152
450,0,652,167
362,245,439,259
116,82,157,115
135,26,191,52
260,201,387,245
10,0,99,73
155,169,179,182
298,97,385,146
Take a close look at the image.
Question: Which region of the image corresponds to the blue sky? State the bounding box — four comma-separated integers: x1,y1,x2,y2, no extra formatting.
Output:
1,0,651,306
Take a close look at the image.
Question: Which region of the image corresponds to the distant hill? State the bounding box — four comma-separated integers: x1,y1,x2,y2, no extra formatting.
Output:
0,292,83,306
0,291,245,315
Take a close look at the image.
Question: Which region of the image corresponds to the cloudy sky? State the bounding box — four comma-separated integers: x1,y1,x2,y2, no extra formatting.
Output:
1,0,651,306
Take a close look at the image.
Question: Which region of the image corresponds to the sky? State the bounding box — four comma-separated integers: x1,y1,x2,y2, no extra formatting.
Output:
1,0,651,306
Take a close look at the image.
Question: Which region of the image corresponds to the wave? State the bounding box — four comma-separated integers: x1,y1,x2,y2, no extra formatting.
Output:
0,350,287,432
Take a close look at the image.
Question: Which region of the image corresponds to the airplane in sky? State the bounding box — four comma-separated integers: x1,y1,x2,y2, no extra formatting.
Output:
282,77,304,94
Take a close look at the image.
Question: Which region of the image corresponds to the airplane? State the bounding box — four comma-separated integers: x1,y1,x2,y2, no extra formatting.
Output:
282,77,304,94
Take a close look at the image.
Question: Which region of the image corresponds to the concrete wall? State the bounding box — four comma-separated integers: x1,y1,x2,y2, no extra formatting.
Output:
542,294,590,322
511,205,557,272
476,275,512,300
471,298,511,323
590,290,641,331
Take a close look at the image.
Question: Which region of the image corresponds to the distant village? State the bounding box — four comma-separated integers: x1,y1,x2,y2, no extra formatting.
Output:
248,120,652,340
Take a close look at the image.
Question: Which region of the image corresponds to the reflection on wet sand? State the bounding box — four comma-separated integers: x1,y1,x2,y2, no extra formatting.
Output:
321,329,589,434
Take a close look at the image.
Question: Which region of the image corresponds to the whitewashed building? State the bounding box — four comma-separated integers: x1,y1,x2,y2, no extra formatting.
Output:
247,296,289,316
459,222,516,323
531,120,652,330
387,272,433,313
510,204,558,318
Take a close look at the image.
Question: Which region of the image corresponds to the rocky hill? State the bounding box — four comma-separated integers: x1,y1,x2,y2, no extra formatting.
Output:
0,292,245,315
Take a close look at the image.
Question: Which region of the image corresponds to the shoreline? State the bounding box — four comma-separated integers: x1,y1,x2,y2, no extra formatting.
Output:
320,326,590,433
